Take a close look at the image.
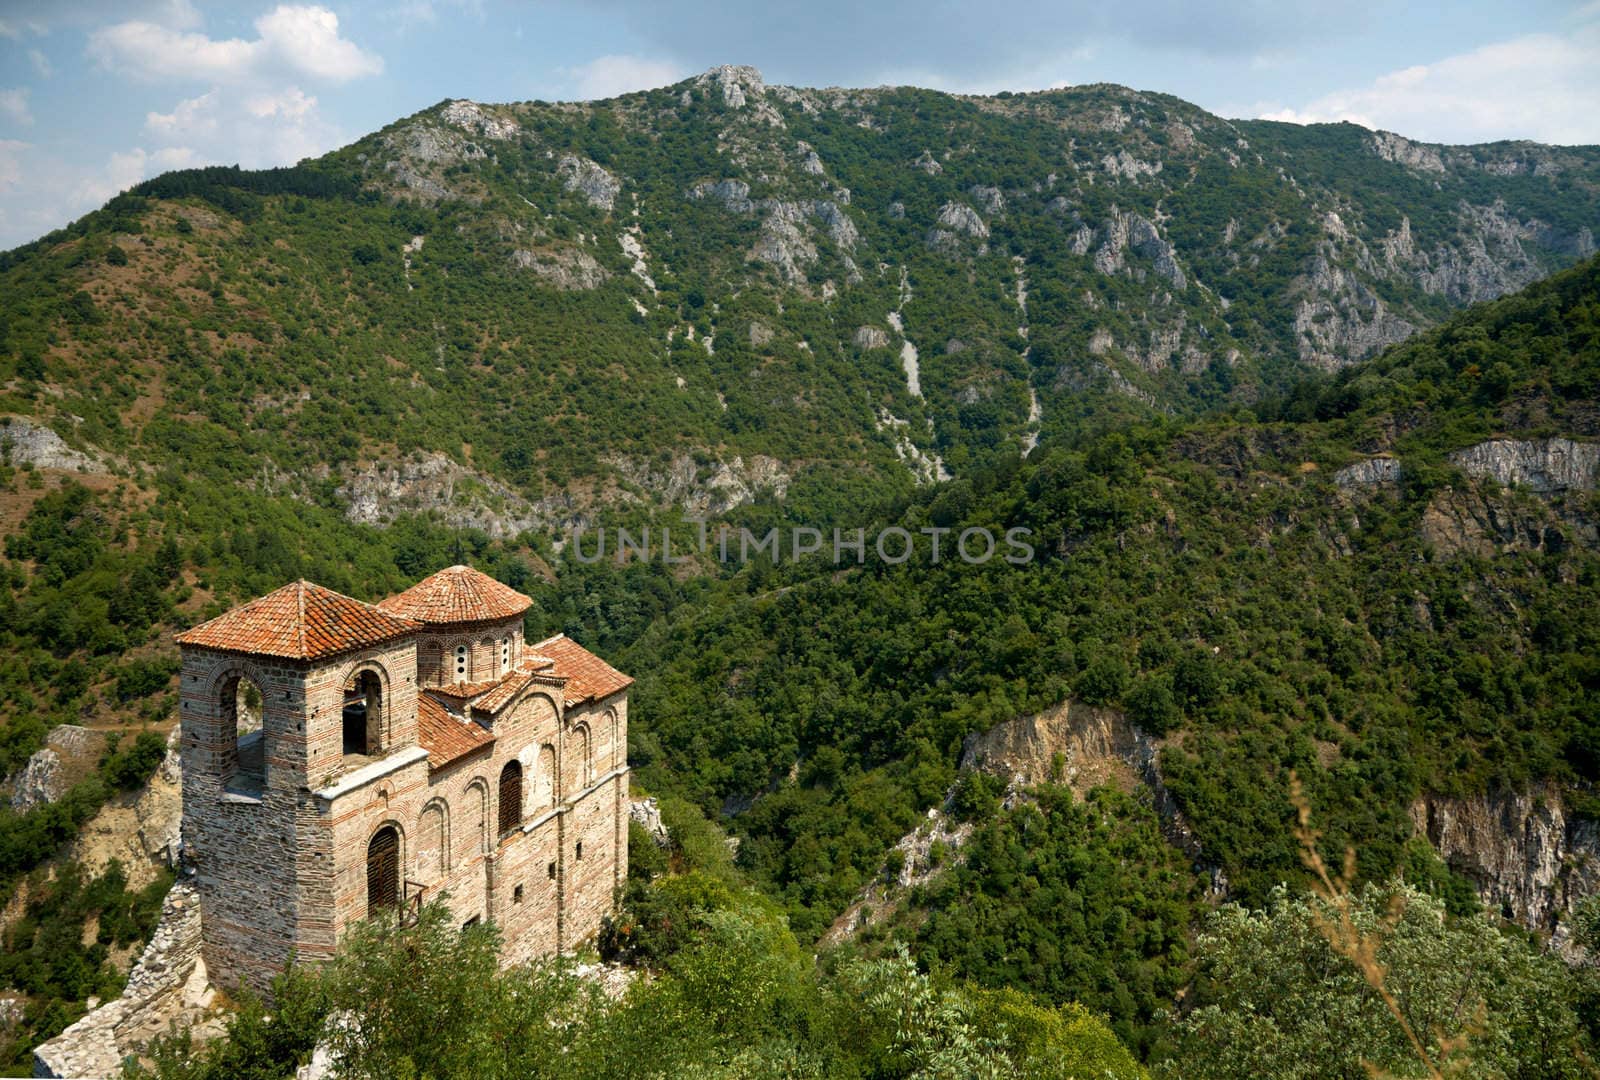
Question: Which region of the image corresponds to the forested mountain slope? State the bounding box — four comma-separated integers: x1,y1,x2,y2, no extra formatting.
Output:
1,67,1599,1071
614,252,1600,1049
2,66,1597,517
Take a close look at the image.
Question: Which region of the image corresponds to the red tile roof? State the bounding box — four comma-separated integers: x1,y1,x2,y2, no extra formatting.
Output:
533,634,634,706
377,565,533,625
176,581,420,661
417,693,495,769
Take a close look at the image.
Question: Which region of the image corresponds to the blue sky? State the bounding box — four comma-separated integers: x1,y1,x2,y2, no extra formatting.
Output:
1,0,1597,249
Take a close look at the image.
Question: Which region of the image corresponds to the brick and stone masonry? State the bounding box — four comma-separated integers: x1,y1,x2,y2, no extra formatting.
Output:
173,566,631,995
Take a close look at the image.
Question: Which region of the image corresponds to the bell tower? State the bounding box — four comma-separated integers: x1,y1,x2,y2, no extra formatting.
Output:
176,581,421,993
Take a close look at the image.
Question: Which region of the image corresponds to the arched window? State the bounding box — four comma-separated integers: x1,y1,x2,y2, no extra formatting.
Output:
536,744,556,810
367,826,400,916
454,644,469,683
576,723,593,786
221,674,267,789
343,670,382,756
498,760,523,837
418,801,447,882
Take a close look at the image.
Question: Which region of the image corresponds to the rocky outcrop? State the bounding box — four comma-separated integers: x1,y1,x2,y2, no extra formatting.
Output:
629,797,670,849
959,700,1214,874
968,185,1005,215
68,728,184,891
603,453,791,516
926,202,989,254
1100,149,1162,180
337,452,579,537
696,64,765,110
508,247,610,290
750,202,817,283
8,725,99,812
1411,785,1599,957
0,416,107,472
688,178,754,212
1370,131,1446,173
853,325,890,350
557,156,621,211
1091,208,1186,289
1333,456,1403,489
1292,252,1416,370
33,879,215,1078
9,748,61,812
440,100,519,141
1448,438,1600,493
1418,484,1596,558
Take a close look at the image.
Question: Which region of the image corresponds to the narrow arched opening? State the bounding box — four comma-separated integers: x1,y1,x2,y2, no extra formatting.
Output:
367,825,400,917
498,760,523,837
220,674,266,789
343,670,382,757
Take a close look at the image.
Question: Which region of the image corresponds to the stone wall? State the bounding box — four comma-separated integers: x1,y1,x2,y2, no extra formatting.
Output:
33,880,209,1078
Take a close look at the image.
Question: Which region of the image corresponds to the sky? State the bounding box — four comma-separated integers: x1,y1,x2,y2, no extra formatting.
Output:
0,0,1597,250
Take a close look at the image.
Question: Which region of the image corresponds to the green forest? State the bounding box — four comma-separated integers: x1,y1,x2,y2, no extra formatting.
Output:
0,69,1598,1075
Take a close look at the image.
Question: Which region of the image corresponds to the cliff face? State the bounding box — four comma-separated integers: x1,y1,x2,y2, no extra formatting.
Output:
1411,785,1600,957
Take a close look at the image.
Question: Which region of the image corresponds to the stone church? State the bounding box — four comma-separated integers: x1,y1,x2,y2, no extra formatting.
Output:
174,565,630,993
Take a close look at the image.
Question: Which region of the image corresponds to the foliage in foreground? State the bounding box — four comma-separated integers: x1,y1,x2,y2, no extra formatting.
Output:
126,893,1147,1080
1166,882,1599,1079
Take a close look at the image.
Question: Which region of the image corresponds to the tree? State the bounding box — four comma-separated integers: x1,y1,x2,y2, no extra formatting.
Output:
1166,882,1592,1079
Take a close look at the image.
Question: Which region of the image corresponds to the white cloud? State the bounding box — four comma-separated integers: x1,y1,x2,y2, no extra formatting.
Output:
0,139,25,192
1253,24,1600,145
565,54,687,101
145,91,219,139
90,4,383,85
28,49,52,77
0,89,32,127
143,84,345,169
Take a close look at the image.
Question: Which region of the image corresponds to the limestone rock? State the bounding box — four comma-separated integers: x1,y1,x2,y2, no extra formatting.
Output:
1370,130,1446,173
338,452,579,537
853,325,890,350
0,416,105,472
509,247,610,290
1412,785,1600,958
748,321,774,347
968,185,1005,215
795,141,825,175
1333,456,1403,489
629,797,670,849
603,453,791,516
9,748,62,812
557,156,621,211
1448,438,1600,493
1100,149,1162,180
750,202,817,284
440,100,520,140
695,65,767,109
1292,252,1416,370
687,178,754,213
926,201,989,254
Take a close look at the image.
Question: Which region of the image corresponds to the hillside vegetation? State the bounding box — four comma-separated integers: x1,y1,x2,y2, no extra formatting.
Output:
0,68,1597,1073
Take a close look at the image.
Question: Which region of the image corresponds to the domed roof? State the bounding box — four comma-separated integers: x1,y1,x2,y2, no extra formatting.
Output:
376,565,533,625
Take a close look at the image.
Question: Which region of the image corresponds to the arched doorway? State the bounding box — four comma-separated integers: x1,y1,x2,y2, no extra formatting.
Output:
498,760,523,837
367,826,400,916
